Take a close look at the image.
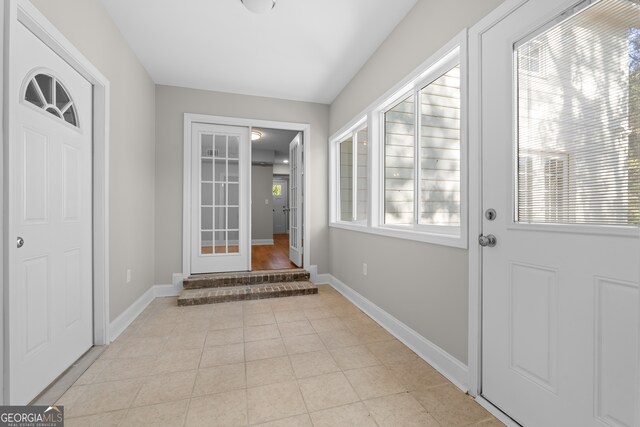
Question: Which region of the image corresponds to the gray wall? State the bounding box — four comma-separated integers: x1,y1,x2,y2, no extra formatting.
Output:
252,165,274,241
31,0,157,321
273,164,290,175
155,85,330,284
328,0,504,364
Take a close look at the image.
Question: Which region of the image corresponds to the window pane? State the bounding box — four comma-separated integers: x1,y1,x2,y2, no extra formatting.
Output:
339,136,353,221
202,183,213,206
55,82,70,110
356,127,368,221
215,135,226,158
35,74,53,104
385,93,415,225
419,65,461,226
516,0,640,225
63,105,78,127
25,80,44,108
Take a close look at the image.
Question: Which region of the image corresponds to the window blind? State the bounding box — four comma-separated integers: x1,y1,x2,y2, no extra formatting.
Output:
516,0,640,226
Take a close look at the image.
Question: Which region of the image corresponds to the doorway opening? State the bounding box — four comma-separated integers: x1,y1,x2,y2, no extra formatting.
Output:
251,127,302,271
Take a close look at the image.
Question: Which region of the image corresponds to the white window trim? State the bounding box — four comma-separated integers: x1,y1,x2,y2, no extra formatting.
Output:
331,117,368,225
329,30,468,249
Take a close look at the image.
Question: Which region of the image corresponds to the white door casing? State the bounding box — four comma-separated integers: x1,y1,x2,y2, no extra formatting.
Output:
190,122,250,273
273,178,288,234
289,133,303,267
9,22,93,405
480,0,640,425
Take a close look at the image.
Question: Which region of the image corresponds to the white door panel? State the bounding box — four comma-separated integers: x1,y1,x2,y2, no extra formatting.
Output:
289,133,302,267
481,0,640,425
191,123,250,273
10,23,93,404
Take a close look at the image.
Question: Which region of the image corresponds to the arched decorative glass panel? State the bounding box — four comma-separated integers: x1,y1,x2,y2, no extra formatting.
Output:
23,73,78,127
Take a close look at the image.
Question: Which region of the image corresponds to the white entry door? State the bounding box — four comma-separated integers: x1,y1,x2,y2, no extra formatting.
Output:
481,0,640,425
273,178,288,234
288,133,303,267
191,123,250,273
9,24,93,404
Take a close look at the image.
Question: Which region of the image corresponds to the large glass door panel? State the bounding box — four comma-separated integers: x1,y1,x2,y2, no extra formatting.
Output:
191,123,249,273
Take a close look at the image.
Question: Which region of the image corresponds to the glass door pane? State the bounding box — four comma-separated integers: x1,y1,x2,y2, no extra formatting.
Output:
200,132,242,255
515,0,640,226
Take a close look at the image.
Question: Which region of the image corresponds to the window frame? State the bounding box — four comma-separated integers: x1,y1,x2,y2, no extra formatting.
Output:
331,117,368,226
378,54,462,236
329,31,468,249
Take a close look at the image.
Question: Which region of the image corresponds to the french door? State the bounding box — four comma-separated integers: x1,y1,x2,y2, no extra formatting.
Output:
481,0,640,425
289,133,303,267
191,123,250,273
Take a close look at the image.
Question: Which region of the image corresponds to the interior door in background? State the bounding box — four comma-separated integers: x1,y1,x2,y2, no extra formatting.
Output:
272,178,288,234
481,0,640,425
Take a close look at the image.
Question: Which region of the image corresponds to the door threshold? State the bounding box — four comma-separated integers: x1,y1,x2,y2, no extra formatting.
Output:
474,395,521,427
29,345,106,406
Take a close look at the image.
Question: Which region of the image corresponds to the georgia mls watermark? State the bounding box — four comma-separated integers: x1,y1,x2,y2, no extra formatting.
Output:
0,406,64,427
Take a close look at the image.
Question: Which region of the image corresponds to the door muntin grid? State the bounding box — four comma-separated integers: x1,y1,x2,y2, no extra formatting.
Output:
200,132,240,255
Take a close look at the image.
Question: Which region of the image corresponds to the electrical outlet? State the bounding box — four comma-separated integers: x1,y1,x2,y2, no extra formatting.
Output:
126,269,131,283
362,263,368,276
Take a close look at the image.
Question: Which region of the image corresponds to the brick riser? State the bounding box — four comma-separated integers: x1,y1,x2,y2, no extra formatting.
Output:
183,269,310,290
177,281,318,306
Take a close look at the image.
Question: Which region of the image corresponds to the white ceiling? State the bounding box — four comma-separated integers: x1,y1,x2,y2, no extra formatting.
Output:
99,0,418,104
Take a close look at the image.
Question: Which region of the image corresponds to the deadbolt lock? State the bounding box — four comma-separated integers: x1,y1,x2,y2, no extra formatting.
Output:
485,208,497,221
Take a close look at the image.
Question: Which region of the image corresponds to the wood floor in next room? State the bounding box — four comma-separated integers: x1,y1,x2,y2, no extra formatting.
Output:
252,234,297,271
52,285,502,426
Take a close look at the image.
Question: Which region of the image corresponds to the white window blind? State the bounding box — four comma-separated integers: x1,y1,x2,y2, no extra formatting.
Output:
516,0,640,226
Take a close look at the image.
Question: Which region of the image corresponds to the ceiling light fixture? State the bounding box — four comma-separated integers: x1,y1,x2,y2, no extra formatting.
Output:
251,130,263,141
241,0,276,14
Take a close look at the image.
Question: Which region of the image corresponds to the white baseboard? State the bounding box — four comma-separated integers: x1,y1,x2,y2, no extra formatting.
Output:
328,274,469,391
308,265,332,284
109,274,185,341
155,273,184,297
252,239,274,245
109,286,156,342
154,284,177,297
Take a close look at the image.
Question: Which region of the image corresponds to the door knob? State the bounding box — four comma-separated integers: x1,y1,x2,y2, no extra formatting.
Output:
478,234,497,247
17,236,24,249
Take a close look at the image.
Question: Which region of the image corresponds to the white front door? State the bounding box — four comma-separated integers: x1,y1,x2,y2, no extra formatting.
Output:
288,133,303,267
191,123,250,273
273,178,288,234
481,0,640,425
9,24,93,404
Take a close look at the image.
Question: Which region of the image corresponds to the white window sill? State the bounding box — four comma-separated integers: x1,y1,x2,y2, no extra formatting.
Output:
329,222,468,249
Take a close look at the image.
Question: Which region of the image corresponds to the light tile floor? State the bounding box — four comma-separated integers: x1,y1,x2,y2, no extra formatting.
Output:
56,285,503,427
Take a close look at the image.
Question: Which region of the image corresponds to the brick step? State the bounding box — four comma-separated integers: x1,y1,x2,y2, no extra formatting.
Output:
177,281,318,306
183,268,310,290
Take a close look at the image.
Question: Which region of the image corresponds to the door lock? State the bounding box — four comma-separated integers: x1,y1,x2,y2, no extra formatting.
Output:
17,236,24,249
478,234,497,247
485,208,497,221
